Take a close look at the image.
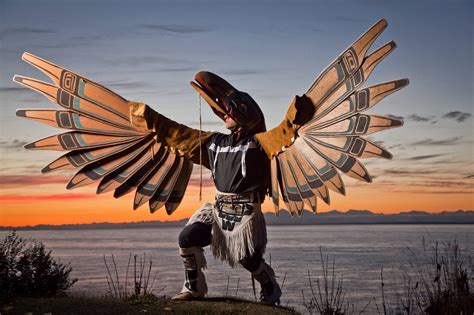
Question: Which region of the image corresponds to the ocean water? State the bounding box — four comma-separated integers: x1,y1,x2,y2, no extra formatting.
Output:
2,225,472,313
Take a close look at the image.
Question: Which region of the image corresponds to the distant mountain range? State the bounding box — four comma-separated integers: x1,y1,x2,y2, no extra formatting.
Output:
1,210,473,231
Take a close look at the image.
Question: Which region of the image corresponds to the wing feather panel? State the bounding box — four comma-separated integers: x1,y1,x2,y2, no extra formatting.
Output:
21,52,130,122
42,136,148,173
277,156,304,215
149,158,185,213
133,152,178,210
302,41,398,133
113,151,167,199
66,138,154,189
13,75,134,130
284,151,317,213
97,143,164,194
164,160,193,215
270,158,280,214
14,52,197,215
285,148,330,204
306,114,403,137
305,19,388,106
16,109,144,136
303,137,371,182
24,132,143,151
303,79,408,131
306,136,391,159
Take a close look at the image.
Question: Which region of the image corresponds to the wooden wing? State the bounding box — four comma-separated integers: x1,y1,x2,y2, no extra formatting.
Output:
269,19,408,216
14,53,194,214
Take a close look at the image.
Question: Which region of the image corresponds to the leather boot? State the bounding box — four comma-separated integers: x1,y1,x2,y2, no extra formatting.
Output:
252,261,282,305
172,246,208,300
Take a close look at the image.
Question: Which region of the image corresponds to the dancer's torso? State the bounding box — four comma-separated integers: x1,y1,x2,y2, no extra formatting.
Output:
206,133,270,199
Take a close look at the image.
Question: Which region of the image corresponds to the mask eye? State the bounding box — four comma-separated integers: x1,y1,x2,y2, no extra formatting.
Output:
230,98,239,109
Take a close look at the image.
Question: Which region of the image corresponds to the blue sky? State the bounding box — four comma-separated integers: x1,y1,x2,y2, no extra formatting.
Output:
0,0,472,222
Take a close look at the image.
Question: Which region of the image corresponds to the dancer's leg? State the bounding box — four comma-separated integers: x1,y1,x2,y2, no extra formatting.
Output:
240,251,281,305
172,222,212,300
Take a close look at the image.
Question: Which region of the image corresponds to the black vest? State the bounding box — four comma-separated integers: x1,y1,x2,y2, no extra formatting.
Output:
206,133,270,198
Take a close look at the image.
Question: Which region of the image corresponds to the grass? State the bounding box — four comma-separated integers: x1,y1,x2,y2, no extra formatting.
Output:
1,296,300,314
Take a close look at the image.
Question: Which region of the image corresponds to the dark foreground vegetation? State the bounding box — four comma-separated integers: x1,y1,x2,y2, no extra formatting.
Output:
1,231,473,314
302,241,473,314
0,231,77,300
2,296,298,315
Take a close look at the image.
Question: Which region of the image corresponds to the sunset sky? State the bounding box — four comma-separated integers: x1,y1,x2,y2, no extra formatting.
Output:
1,0,472,227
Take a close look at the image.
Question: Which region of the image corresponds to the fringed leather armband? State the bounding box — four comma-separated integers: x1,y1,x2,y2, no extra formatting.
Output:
128,101,216,168
255,95,314,159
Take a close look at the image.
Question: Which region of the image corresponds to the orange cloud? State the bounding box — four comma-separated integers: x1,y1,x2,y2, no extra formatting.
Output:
0,174,69,188
0,193,97,203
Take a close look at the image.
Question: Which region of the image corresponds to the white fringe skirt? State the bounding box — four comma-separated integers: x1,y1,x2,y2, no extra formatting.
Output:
186,199,267,267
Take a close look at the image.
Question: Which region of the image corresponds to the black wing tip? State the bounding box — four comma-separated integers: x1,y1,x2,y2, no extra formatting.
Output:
323,193,331,205
386,40,397,52
12,75,24,84
113,190,122,199
16,109,27,118
381,150,393,160
133,203,140,210
338,186,346,196
364,173,373,183
391,118,404,127
396,78,410,88
22,52,32,60
24,142,36,149
41,165,52,173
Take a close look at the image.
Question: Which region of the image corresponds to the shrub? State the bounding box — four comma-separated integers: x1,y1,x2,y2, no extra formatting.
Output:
103,253,164,299
381,238,474,314
412,239,474,314
302,247,370,315
0,231,77,300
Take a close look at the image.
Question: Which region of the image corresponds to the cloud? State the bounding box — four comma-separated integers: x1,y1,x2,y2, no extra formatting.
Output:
410,137,462,146
465,174,474,179
0,27,54,39
406,154,445,161
388,144,405,150
139,24,216,34
104,55,196,68
0,174,68,188
0,139,28,150
409,180,473,189
388,189,472,195
0,87,28,93
305,26,324,33
442,111,472,122
157,66,197,73
333,16,369,23
188,177,215,189
0,193,96,203
220,69,266,76
103,81,151,90
383,169,430,176
406,114,434,122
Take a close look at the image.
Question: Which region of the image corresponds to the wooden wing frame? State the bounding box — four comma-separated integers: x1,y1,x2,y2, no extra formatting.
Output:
268,19,408,216
14,53,193,214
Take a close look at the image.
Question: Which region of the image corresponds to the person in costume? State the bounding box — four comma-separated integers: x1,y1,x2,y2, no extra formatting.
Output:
129,72,301,304
13,19,407,306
